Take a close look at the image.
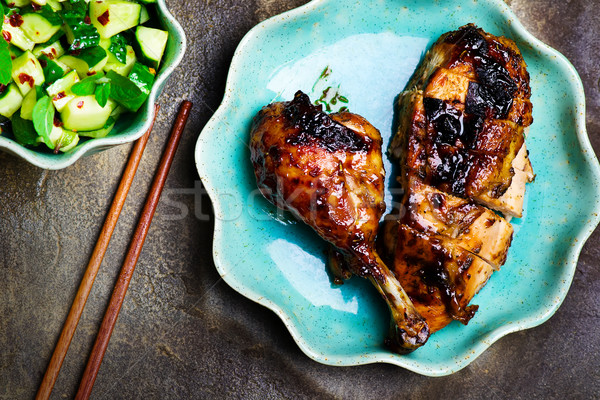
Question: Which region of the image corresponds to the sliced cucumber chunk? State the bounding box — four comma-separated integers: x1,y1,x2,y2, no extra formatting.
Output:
0,83,24,118
128,62,155,95
78,117,115,138
90,0,141,39
139,5,150,24
9,0,32,7
46,70,80,112
20,13,62,44
56,128,80,152
39,55,68,85
37,124,79,152
59,47,108,79
61,95,112,131
20,86,43,120
46,0,63,11
2,15,35,51
135,26,168,69
9,45,24,60
11,50,45,96
104,45,136,76
33,40,65,60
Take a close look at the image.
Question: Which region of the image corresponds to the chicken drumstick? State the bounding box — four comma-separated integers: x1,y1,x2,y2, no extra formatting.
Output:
250,91,429,352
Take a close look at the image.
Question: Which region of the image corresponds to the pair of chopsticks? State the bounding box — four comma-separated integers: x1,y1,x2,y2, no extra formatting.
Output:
36,101,193,400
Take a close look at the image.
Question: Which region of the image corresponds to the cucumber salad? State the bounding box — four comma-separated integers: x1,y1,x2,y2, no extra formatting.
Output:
0,0,169,152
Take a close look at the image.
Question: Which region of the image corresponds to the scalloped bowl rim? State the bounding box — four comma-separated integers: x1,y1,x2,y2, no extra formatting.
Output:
195,0,600,375
0,0,187,170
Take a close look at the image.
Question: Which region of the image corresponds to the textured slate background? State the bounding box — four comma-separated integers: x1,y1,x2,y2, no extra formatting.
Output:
1,0,599,398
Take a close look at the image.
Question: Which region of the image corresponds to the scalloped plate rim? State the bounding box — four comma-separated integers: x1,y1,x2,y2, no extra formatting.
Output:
195,0,600,376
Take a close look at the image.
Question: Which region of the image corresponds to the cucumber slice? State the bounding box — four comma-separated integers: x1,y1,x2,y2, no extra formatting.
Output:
20,13,62,44
46,0,63,11
78,117,115,138
46,70,80,112
139,5,150,24
59,47,109,79
11,50,45,96
0,83,24,118
39,55,68,85
9,45,24,60
104,45,136,76
128,62,155,95
60,95,112,131
2,15,35,51
10,0,33,7
33,40,65,60
90,0,141,39
135,26,168,69
37,124,79,152
20,86,43,120
56,128,79,152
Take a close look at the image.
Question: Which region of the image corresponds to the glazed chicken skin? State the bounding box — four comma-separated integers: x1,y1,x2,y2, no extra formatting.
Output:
382,25,534,333
250,91,429,352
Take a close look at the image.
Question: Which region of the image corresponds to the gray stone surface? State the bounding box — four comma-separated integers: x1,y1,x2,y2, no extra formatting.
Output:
0,0,598,398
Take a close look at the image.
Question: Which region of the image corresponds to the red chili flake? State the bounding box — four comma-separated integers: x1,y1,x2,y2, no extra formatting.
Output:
76,101,85,109
53,114,64,127
8,14,23,28
51,48,57,56
31,2,41,11
97,11,110,26
70,49,81,56
18,73,35,88
39,58,48,68
86,71,97,76
53,91,66,101
149,68,156,75
2,31,11,43
7,3,15,6
84,15,91,24
0,84,6,94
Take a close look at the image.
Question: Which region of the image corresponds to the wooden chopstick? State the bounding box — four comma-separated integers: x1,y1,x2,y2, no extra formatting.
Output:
36,105,160,400
75,101,193,400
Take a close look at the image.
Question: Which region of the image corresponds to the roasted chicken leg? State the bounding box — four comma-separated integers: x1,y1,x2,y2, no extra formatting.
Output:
250,91,429,352
383,25,534,333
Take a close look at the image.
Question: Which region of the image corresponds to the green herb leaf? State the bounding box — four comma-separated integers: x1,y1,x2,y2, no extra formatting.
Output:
95,82,110,108
39,54,66,85
59,0,87,20
65,20,100,51
0,35,11,85
71,71,105,96
106,71,145,112
109,34,128,64
32,96,55,149
11,113,39,146
20,4,62,26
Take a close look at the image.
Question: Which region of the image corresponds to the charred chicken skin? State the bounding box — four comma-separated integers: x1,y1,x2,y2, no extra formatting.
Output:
383,25,534,333
250,91,429,352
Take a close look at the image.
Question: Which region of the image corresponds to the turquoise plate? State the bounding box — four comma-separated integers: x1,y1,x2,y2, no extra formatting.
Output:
195,0,600,375
0,0,186,169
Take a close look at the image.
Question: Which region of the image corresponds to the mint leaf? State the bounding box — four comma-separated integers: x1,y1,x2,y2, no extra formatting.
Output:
106,71,145,111
0,36,11,85
71,71,105,96
11,113,39,146
32,96,55,149
109,34,128,64
95,82,110,108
